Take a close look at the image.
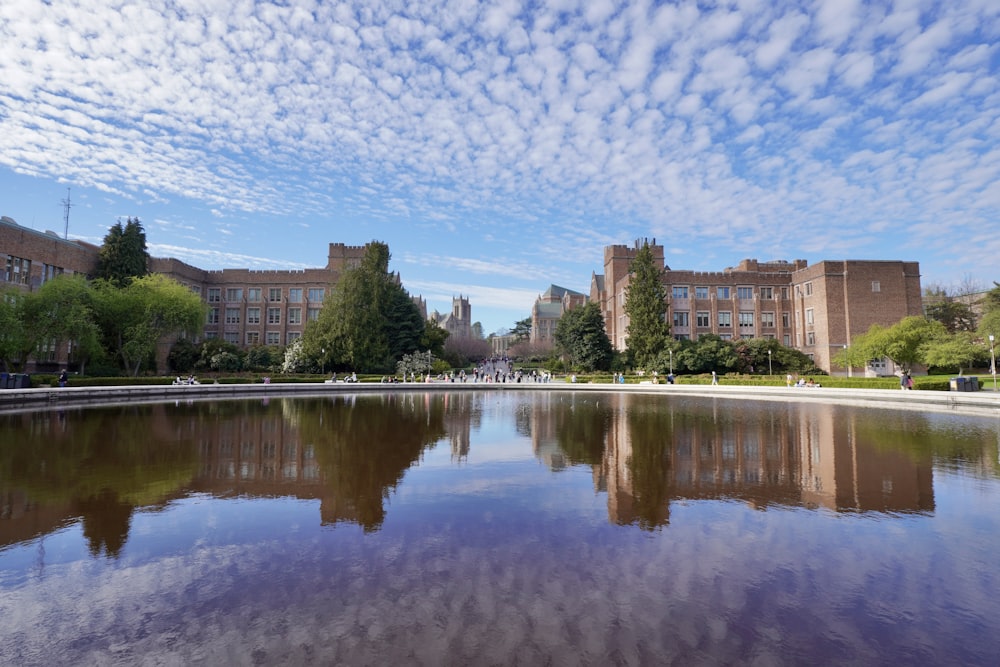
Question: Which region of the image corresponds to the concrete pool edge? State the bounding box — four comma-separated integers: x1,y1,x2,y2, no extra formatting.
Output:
2,380,998,416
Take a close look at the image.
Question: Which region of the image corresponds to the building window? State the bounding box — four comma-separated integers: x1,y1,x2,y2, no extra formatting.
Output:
224,332,239,344
717,286,731,299
247,307,261,325
760,287,773,299
208,288,221,302
4,256,31,285
737,286,754,300
739,311,754,328
248,288,261,302
696,311,710,328
288,308,302,325
308,288,324,302
783,334,791,346
268,288,282,302
806,308,814,325
804,282,813,296
246,331,260,345
673,311,689,327
205,331,218,339
225,308,240,324
720,333,732,340
307,308,321,321
288,288,302,303
761,312,775,327
806,332,815,346
225,288,243,302
781,287,789,300
265,331,280,345
42,264,64,284
718,311,732,327
287,331,301,344
672,286,689,299
207,308,219,324
673,334,689,341
872,281,881,293
782,312,790,327
694,286,708,299
267,308,281,325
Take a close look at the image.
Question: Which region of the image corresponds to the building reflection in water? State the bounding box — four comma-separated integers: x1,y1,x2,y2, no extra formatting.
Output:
3,391,995,558
527,393,941,529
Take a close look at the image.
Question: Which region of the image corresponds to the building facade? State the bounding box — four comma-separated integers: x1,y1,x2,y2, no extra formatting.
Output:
590,240,922,375
149,241,368,349
530,284,588,345
1,215,387,370
429,295,473,339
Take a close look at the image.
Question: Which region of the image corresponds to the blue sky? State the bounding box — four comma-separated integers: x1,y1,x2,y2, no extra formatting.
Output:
1,0,998,335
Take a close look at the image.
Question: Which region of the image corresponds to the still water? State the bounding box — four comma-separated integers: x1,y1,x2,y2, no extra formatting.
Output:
2,391,999,666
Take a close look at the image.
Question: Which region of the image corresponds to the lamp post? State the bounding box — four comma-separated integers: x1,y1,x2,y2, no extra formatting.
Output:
321,348,325,376
767,349,772,375
990,334,997,392
669,348,673,374
844,344,852,378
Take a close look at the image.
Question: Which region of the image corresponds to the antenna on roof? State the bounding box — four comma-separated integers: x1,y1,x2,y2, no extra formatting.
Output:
61,187,72,239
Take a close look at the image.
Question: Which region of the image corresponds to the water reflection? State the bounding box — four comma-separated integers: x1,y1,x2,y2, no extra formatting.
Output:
2,392,997,557
2,391,1000,666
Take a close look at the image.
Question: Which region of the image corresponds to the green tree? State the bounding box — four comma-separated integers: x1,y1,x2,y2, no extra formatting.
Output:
420,319,450,358
923,287,977,333
980,282,1000,314
0,277,102,373
624,242,669,369
673,333,739,375
305,242,425,373
841,316,944,373
511,317,532,342
0,289,32,371
920,331,987,374
94,274,206,376
554,302,613,371
33,274,102,374
97,217,150,287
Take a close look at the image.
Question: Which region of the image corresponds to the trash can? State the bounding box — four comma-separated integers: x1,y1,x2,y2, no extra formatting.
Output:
950,377,966,392
11,373,30,389
0,372,7,389
970,377,980,392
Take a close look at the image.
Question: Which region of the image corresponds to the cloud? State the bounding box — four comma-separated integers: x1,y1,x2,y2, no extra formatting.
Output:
1,0,999,306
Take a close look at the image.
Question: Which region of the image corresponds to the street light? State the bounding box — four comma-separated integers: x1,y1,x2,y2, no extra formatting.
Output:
321,347,325,376
990,334,997,392
767,349,772,375
669,348,673,374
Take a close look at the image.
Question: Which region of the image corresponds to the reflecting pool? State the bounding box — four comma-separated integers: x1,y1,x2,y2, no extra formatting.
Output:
2,391,1000,665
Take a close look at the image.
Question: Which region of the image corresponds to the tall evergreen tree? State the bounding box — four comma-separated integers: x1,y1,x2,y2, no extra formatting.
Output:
306,242,424,373
624,242,670,369
97,217,149,286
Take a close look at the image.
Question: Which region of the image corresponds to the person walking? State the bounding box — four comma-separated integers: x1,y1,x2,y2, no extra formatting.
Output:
711,370,718,385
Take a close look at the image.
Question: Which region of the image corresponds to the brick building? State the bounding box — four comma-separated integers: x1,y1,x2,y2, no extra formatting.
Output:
590,239,922,375
149,242,368,348
1,215,379,370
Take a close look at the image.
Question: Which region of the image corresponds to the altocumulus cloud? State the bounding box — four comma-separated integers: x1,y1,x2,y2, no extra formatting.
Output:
0,0,998,274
